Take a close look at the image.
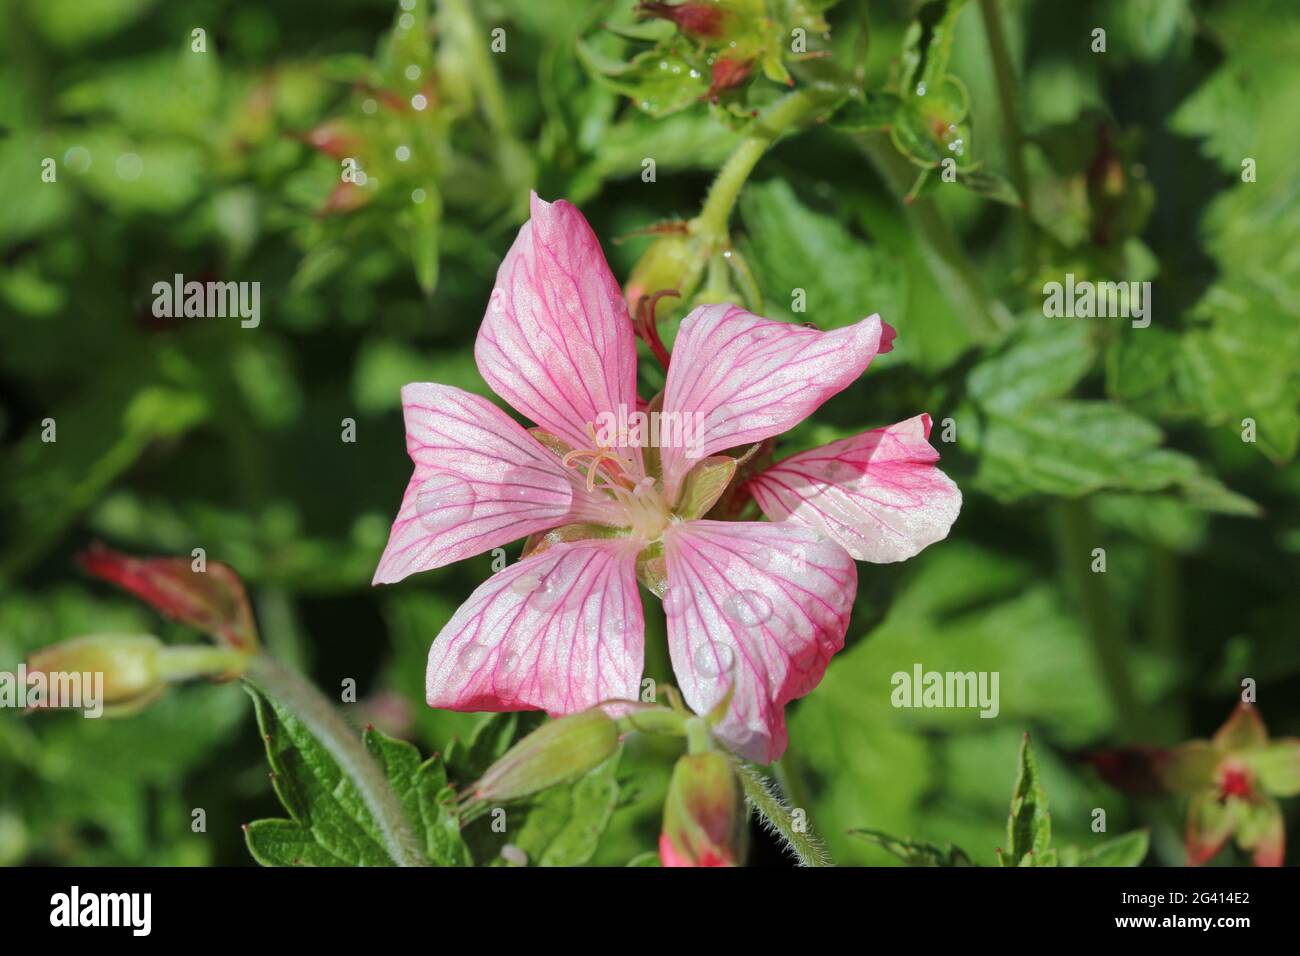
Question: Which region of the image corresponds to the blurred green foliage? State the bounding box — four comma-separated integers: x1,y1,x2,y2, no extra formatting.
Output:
2,0,1299,866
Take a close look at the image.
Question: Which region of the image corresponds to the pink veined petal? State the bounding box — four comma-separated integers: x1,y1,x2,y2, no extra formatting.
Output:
475,193,641,469
373,383,578,585
747,414,962,563
425,537,645,714
662,520,857,763
659,304,891,503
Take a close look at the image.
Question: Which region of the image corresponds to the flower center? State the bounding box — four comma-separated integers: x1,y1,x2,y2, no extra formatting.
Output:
563,424,672,540
1217,763,1253,800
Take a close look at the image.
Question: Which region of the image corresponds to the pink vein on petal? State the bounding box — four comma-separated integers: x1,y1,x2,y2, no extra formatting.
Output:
662,519,856,763
425,537,645,714
747,414,962,563
659,304,890,503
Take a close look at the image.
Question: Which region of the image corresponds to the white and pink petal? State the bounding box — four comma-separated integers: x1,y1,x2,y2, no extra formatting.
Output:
659,304,891,502
747,414,961,563
425,537,645,715
475,193,640,464
662,520,857,763
373,383,576,585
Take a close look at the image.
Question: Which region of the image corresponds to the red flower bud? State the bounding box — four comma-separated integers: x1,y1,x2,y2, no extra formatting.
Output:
659,751,746,866
79,543,258,653
708,56,753,101
637,2,728,39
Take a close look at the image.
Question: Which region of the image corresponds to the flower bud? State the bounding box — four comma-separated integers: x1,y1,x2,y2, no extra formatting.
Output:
625,232,696,318
472,709,620,803
26,634,164,713
79,544,258,653
637,2,730,40
659,751,746,867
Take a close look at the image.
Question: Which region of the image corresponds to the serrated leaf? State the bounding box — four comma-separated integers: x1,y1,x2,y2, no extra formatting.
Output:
242,685,470,867
738,179,904,331
363,727,471,866
1004,733,1051,866
510,751,622,866
1066,829,1150,867
243,684,395,866
849,828,974,866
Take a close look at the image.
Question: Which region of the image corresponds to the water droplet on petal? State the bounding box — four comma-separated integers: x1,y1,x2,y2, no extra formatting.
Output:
501,651,521,674
694,643,735,677
416,474,476,531
532,573,564,610
723,589,772,628
510,572,542,596
458,642,488,668
662,586,688,618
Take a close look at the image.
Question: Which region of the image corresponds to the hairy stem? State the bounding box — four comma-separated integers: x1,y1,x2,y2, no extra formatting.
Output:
695,84,845,243
244,655,426,867
737,763,831,867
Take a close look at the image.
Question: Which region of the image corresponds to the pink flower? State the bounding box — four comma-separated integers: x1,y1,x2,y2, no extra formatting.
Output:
372,193,960,763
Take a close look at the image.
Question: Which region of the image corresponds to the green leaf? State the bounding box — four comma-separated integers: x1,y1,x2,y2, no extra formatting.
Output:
242,685,469,866
738,179,904,331
363,727,471,866
576,39,708,118
1065,829,1150,867
849,829,974,866
967,321,1257,508
968,320,1096,411
1004,733,1052,866
243,685,395,866
508,751,621,866
831,91,901,132
899,0,970,98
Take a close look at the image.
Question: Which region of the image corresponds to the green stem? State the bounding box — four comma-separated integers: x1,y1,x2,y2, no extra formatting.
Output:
243,655,426,867
440,0,511,136
856,132,1011,339
978,0,1029,211
695,84,845,243
737,763,831,867
978,0,1035,268
1052,500,1146,741
156,646,250,682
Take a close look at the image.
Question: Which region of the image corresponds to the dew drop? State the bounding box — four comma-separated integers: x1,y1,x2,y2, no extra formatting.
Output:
416,474,476,531
662,586,688,618
115,153,143,181
457,642,488,669
694,643,736,677
532,573,564,610
510,571,542,596
501,650,521,674
723,589,773,628
64,146,91,174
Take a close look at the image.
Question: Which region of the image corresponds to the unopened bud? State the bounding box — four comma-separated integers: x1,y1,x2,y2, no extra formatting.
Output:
79,543,258,653
659,751,746,867
472,709,620,802
26,634,164,711
637,2,730,39
625,233,695,318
